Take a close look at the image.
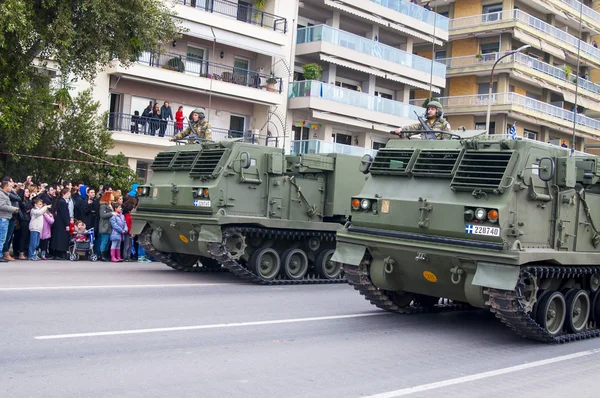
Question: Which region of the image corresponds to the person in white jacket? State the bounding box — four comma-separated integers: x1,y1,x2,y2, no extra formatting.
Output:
29,198,51,261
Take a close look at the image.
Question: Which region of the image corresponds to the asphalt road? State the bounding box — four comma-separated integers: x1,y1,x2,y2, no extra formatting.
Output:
2,261,600,397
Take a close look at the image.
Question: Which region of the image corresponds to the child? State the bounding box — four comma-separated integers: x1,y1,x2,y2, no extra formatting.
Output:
73,220,88,242
28,198,51,261
39,206,54,260
109,203,127,262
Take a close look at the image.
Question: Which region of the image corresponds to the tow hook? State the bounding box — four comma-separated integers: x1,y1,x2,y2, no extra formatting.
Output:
450,266,464,284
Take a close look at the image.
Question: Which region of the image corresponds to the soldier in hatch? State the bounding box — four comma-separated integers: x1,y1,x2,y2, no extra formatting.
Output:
169,108,212,142
393,100,451,139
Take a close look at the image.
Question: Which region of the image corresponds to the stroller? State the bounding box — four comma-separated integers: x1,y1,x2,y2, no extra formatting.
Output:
68,228,98,261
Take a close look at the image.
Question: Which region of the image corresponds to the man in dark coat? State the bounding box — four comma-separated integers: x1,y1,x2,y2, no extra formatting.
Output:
50,189,71,260
159,101,173,137
80,187,96,233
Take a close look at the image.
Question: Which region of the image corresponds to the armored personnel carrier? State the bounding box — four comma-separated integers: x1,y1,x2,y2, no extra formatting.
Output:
131,139,367,284
334,131,600,343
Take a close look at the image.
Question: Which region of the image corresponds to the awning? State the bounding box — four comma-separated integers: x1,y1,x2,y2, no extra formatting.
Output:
319,54,442,93
180,19,286,57
323,0,444,46
513,29,566,60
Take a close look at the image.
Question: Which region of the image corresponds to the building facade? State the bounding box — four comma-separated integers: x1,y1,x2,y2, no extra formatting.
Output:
415,0,600,151
77,0,298,181
288,0,449,155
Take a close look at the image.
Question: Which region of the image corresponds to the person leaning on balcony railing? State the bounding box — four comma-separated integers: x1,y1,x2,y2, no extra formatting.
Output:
169,108,212,142
392,101,451,139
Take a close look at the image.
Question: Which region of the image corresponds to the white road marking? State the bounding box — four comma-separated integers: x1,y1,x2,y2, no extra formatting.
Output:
35,312,387,340
363,348,600,397
0,283,233,292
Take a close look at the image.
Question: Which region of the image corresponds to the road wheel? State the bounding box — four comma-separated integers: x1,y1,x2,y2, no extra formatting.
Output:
170,253,199,268
314,249,341,279
565,289,590,333
282,248,309,280
249,248,280,280
535,291,566,336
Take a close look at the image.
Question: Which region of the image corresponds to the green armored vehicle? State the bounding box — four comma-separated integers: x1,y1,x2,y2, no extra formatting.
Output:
334,131,600,343
132,139,367,284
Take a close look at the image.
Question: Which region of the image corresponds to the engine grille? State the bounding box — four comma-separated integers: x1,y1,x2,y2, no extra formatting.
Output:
411,150,461,177
451,150,514,192
150,152,176,171
170,151,200,171
189,149,226,177
369,149,415,175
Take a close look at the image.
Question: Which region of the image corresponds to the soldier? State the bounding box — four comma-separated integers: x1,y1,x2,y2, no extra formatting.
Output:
169,108,212,142
393,101,450,139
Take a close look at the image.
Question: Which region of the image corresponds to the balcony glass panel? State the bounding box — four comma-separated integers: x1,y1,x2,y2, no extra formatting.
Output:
289,81,423,121
297,25,446,78
368,0,449,31
450,10,600,62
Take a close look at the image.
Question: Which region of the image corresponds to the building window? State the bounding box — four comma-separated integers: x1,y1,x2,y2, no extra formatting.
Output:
137,161,148,182
476,122,495,134
372,141,387,150
375,91,393,100
482,3,503,23
524,130,537,140
229,115,246,134
334,132,352,145
293,126,310,141
435,50,446,60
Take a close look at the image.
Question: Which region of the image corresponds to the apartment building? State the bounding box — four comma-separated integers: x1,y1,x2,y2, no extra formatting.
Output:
414,0,600,151
77,0,297,180
288,0,449,155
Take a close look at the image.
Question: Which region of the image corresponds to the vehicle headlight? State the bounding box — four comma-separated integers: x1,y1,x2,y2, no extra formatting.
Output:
361,199,371,210
142,187,149,195
475,207,487,221
464,209,474,221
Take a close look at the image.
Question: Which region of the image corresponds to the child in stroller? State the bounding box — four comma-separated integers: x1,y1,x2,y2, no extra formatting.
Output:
69,220,98,261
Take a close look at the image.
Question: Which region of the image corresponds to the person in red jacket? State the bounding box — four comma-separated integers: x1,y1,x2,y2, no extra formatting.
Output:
122,194,138,262
175,106,185,135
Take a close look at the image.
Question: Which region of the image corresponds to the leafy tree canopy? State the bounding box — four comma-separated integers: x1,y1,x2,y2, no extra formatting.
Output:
0,0,181,182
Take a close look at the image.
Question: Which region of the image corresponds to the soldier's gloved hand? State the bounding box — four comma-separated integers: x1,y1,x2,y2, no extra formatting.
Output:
395,128,403,135
169,137,176,142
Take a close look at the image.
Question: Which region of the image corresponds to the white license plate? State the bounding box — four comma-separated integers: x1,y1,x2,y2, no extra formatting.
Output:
465,225,500,237
194,200,211,207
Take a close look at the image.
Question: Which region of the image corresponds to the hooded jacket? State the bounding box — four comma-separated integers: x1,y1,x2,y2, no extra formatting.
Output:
0,190,17,220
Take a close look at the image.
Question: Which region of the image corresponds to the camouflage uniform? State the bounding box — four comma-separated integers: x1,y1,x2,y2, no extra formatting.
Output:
173,119,212,141
403,117,451,132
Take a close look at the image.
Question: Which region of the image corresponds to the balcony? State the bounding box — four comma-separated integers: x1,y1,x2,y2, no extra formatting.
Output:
288,81,422,130
450,10,600,68
537,0,600,33
109,52,284,106
412,93,600,139
296,25,446,89
323,0,448,42
107,112,279,147
439,51,600,112
291,140,377,157
178,0,287,33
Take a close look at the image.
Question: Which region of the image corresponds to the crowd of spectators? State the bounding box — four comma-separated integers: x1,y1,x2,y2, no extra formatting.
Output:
0,176,152,263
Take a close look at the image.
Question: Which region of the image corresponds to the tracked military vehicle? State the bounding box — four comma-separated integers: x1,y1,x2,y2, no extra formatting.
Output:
132,139,367,284
334,130,600,343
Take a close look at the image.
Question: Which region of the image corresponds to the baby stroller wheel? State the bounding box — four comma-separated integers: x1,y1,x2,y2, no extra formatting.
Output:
90,254,98,262
69,253,79,261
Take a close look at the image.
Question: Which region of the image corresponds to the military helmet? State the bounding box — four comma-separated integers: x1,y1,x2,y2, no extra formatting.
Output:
425,100,443,112
190,107,206,119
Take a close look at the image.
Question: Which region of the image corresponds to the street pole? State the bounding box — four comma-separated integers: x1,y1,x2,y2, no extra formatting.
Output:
571,2,584,156
485,44,531,135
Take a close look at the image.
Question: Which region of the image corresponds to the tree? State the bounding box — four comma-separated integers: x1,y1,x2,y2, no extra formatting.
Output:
0,0,182,155
3,89,136,189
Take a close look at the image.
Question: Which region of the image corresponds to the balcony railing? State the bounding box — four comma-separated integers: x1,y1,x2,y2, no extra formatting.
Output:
178,0,287,33
411,93,599,131
291,140,378,157
107,112,279,146
438,51,600,96
369,0,449,31
289,81,423,121
136,51,283,93
450,10,600,62
297,25,446,78
560,0,600,27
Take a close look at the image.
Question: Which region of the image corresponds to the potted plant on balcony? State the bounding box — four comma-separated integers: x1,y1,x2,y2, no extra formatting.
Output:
166,56,185,72
563,65,572,78
475,53,483,61
301,63,323,94
266,74,278,92
253,0,265,23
